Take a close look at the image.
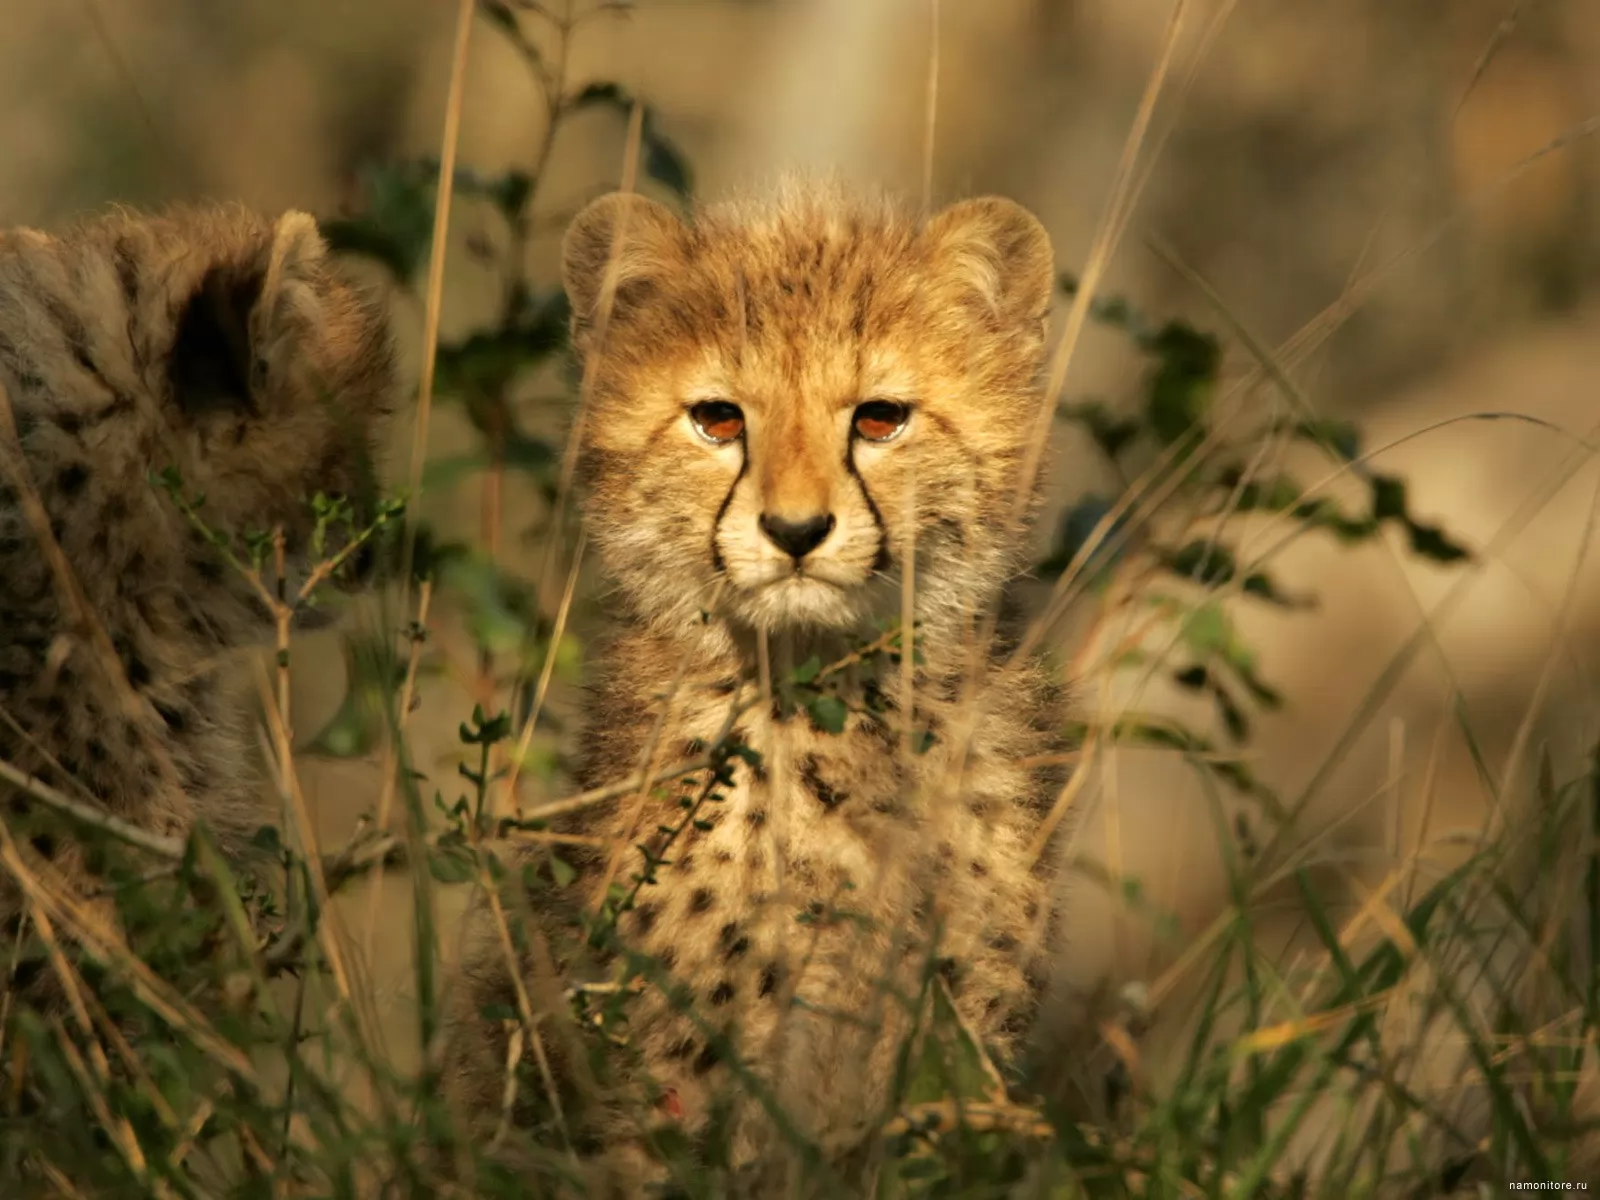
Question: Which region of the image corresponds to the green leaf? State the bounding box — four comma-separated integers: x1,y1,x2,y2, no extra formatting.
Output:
1241,571,1317,610
1289,417,1362,463
321,160,437,281
428,848,476,885
1181,600,1231,659
1144,321,1221,445
1159,539,1237,588
564,82,694,199
549,856,577,888
805,695,848,735
1038,494,1128,581
791,655,822,685
1058,400,1142,460
1406,519,1472,564
1370,473,1408,522
643,127,694,199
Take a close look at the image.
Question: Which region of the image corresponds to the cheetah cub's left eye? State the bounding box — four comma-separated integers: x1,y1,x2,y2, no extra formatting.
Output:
853,400,912,443
689,401,745,444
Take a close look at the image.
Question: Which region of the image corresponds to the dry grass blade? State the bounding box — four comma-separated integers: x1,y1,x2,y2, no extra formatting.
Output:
0,756,185,861
396,0,477,611
0,818,260,1083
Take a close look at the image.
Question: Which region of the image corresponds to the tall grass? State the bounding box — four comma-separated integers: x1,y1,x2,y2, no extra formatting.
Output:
1,1,1597,1195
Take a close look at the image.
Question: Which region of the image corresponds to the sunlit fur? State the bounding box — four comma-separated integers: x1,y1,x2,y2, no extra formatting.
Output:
447,179,1070,1194
568,177,1055,646
0,205,395,1001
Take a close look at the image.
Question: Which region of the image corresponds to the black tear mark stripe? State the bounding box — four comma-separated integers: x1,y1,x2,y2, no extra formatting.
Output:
708,444,748,576
842,442,890,572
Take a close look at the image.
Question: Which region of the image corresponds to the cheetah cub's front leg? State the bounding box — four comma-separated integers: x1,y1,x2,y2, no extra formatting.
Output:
0,205,396,1008
446,178,1069,1194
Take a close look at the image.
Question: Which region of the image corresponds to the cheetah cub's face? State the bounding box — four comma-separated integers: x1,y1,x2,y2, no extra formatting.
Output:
564,184,1054,634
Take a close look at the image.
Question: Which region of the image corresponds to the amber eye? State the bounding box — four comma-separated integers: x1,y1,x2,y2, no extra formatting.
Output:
852,399,912,442
689,400,745,444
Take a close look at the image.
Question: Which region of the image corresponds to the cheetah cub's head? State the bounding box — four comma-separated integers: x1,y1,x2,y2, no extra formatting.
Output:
564,181,1054,636
143,207,396,571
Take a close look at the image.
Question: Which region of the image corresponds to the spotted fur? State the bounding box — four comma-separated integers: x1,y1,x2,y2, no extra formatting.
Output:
0,204,395,1003
446,179,1068,1194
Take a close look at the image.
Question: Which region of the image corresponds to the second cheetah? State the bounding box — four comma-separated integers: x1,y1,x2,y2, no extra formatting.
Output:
446,178,1068,1193
0,204,397,1015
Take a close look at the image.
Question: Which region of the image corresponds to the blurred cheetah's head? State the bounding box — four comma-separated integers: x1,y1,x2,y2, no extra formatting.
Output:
564,180,1054,636
147,206,397,561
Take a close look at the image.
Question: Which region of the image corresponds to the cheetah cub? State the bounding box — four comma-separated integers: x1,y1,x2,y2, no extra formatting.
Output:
448,180,1066,1191
0,206,395,995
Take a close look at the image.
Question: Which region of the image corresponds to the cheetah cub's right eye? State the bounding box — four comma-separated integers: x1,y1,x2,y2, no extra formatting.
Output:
689,400,745,445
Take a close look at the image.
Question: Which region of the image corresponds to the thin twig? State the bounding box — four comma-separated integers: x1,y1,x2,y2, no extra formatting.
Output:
0,756,185,860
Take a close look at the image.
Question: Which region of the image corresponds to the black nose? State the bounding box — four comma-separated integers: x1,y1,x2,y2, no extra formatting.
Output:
759,513,835,559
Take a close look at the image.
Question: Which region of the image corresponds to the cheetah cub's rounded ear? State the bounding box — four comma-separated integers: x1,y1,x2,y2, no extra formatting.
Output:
922,196,1055,327
560,192,686,342
254,210,332,345
169,210,334,421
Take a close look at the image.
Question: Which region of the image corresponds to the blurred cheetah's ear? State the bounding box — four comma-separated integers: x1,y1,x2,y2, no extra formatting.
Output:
168,262,265,420
561,192,685,342
167,212,333,421
258,211,330,330
922,197,1054,326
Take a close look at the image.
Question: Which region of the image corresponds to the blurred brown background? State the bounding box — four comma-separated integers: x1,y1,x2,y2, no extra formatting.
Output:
6,0,1599,1093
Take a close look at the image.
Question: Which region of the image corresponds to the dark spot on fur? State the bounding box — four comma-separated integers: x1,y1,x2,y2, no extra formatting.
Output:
711,677,738,696
9,957,45,993
154,702,189,734
746,808,766,828
1023,900,1040,922
970,859,990,877
689,888,715,915
674,852,695,875
710,981,735,1006
799,755,847,811
632,903,658,935
759,965,779,997
657,946,676,971
29,832,56,859
998,1007,1032,1039
55,464,88,496
967,799,995,820
55,411,83,436
938,958,960,989
721,931,750,961
668,1036,697,1059
714,848,733,865
989,933,1019,954
692,1042,721,1075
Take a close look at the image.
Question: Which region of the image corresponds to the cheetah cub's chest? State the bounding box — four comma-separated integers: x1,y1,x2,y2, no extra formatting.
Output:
610,694,1048,1150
